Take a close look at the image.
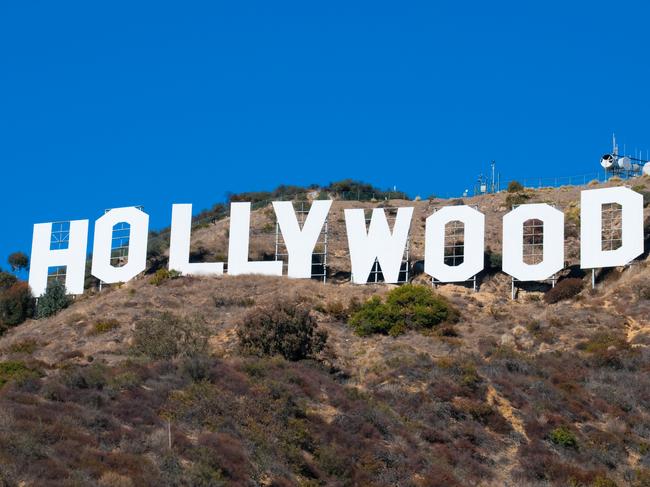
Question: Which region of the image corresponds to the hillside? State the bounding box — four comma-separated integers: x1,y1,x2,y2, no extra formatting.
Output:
0,179,649,487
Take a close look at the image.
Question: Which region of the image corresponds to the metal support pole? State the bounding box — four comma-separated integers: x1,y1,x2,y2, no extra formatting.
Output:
322,219,328,283
511,278,516,300
591,269,596,289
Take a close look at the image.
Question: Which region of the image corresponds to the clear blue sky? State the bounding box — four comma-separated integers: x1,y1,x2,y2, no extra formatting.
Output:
1,1,649,269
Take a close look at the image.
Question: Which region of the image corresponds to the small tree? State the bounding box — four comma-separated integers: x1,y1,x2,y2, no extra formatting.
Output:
0,271,17,289
507,181,524,193
7,252,29,273
0,282,34,331
36,280,71,318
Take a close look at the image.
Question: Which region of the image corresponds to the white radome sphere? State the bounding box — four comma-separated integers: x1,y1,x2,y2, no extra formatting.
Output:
618,156,632,170
600,154,616,169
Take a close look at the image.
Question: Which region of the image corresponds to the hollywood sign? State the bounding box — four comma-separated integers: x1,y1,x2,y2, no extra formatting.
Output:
28,187,645,297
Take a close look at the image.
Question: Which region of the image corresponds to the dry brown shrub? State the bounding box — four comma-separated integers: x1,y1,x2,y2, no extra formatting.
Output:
98,471,134,487
131,312,209,360
237,300,327,361
544,278,583,304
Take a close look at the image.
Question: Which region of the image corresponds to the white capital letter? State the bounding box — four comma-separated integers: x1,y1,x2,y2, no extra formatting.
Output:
91,207,149,284
273,200,332,278
228,202,282,276
425,206,485,282
169,204,224,276
29,220,89,296
580,187,643,269
345,207,413,284
502,203,564,281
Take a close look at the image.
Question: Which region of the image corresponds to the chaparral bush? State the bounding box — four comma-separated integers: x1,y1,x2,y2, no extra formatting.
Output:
237,300,327,361
349,284,459,336
507,180,524,193
505,191,530,208
549,426,578,448
131,312,209,360
544,277,583,304
91,318,121,335
0,361,42,389
36,279,71,318
149,268,181,286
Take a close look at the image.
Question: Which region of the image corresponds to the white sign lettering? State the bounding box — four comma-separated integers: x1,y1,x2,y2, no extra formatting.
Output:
26,188,649,296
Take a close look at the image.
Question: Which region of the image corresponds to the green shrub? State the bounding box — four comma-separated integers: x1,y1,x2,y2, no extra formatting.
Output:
0,361,41,388
349,284,459,336
131,312,209,360
324,179,409,200
7,338,40,354
237,300,327,361
149,268,181,286
549,426,578,448
544,278,583,304
213,295,255,308
36,280,71,318
592,476,618,487
91,318,120,334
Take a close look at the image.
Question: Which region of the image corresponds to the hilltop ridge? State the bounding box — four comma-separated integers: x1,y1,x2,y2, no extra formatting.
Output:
0,178,649,486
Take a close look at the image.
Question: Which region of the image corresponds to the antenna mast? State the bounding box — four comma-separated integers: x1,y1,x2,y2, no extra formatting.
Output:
491,160,496,193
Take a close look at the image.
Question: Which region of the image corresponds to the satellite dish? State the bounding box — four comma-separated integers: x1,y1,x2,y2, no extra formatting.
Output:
600,153,616,169
619,156,632,170
643,162,650,176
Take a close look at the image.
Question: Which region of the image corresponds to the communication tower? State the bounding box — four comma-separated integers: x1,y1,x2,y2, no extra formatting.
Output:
600,134,649,178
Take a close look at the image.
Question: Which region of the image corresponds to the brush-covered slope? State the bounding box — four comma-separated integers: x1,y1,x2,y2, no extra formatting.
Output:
0,179,649,487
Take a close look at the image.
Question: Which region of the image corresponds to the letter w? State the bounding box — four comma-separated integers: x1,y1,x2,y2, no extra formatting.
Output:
344,207,413,284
